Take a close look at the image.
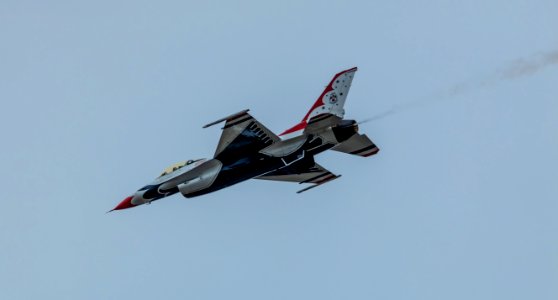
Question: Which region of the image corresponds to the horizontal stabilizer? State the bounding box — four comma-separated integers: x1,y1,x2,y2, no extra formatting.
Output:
331,134,379,157
255,162,341,193
297,174,341,193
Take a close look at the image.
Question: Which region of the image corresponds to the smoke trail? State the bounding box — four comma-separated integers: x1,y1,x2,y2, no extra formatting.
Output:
499,50,558,79
365,50,558,122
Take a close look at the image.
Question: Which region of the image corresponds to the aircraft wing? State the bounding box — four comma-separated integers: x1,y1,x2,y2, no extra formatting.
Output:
204,110,281,159
255,162,341,193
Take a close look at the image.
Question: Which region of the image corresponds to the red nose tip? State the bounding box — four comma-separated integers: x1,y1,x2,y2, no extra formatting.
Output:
111,196,136,212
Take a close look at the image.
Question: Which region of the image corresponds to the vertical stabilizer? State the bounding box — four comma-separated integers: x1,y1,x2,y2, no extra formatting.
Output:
280,67,358,138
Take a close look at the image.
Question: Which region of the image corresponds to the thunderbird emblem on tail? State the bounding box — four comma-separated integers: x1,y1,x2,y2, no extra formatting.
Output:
111,67,379,212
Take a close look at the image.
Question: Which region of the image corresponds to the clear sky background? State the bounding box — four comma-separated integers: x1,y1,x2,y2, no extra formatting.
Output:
1,1,557,299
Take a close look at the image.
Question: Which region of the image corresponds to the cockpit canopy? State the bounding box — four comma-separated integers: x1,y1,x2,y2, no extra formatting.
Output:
158,159,201,178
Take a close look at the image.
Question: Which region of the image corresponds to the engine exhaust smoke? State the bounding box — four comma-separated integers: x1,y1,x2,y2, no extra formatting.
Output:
365,50,558,122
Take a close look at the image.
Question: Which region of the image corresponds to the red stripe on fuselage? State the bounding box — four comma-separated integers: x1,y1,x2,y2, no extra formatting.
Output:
279,121,307,136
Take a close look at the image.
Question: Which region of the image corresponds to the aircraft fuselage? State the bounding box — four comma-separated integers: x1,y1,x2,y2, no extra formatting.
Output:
118,120,358,209
111,67,380,212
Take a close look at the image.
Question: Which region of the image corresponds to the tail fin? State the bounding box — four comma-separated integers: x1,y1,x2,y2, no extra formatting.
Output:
280,67,358,138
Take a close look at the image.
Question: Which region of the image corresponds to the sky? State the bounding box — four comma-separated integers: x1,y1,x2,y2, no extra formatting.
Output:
1,1,557,299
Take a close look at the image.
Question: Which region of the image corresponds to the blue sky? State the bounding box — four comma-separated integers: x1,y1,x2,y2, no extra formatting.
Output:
1,1,557,299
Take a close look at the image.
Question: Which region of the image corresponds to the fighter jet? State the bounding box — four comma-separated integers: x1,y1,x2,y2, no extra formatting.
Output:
110,67,379,211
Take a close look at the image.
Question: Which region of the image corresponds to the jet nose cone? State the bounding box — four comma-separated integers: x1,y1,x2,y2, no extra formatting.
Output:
110,196,137,212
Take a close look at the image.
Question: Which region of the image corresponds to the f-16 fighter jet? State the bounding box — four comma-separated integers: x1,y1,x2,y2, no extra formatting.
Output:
111,67,379,211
